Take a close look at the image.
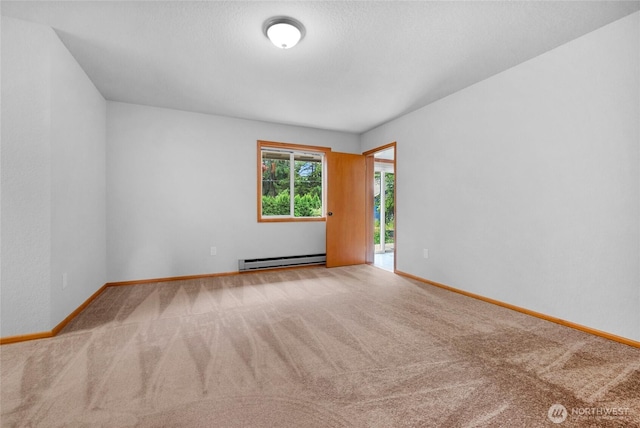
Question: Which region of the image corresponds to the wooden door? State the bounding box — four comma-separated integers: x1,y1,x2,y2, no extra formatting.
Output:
326,152,366,267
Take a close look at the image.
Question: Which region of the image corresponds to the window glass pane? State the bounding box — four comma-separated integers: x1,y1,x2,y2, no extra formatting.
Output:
385,172,395,245
259,146,325,220
374,170,395,250
293,153,323,217
261,151,291,216
374,172,381,246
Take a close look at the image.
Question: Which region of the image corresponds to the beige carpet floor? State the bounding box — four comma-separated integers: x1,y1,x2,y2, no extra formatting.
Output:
1,265,639,427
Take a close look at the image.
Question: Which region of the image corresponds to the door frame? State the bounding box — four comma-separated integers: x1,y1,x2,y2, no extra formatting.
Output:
363,142,397,272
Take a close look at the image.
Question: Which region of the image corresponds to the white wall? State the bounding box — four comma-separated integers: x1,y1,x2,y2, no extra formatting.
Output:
49,25,107,329
106,102,359,282
362,12,640,341
1,17,53,336
1,17,106,337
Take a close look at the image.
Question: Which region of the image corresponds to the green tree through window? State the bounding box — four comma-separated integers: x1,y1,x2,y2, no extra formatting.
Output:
261,148,324,218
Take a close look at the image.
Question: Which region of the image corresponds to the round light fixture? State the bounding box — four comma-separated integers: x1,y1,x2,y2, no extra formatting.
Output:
263,16,305,49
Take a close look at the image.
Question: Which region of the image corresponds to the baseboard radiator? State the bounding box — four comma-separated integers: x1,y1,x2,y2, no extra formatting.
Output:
238,254,326,272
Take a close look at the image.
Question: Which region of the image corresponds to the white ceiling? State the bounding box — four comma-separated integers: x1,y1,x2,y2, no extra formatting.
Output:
2,1,639,134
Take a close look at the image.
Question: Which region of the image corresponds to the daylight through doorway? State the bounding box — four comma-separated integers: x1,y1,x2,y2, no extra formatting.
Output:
371,146,395,272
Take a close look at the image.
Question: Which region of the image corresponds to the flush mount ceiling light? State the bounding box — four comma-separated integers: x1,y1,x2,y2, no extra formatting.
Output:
263,16,305,49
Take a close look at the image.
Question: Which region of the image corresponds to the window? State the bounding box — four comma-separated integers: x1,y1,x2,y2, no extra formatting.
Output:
257,141,330,222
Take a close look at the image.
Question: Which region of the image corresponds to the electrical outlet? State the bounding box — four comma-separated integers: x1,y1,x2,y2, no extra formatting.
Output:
62,273,68,289
210,247,217,256
423,249,429,259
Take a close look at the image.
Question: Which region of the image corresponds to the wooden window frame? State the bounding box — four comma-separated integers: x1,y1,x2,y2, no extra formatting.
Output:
257,140,331,223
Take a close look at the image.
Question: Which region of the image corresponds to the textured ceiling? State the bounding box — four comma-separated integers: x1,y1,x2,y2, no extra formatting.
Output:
2,1,639,133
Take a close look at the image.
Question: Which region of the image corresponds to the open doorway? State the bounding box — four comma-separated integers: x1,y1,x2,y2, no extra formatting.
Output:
364,143,396,272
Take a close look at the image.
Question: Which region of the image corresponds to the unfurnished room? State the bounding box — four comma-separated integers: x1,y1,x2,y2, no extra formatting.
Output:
1,1,639,426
